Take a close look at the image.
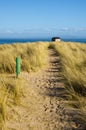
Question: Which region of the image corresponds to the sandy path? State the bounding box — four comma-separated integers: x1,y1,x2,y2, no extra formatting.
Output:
7,48,80,130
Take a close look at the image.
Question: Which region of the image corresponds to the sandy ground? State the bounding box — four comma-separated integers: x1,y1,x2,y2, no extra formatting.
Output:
6,48,82,130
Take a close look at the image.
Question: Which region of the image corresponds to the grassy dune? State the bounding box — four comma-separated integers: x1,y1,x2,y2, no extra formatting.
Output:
0,41,86,129
50,41,86,128
0,42,49,129
0,42,49,73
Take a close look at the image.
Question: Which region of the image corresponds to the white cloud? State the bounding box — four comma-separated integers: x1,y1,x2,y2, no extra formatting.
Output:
59,27,86,32
60,28,69,31
6,30,14,34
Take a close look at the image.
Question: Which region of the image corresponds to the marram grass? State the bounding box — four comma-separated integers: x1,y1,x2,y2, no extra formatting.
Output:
0,42,49,129
0,41,86,129
50,41,86,128
0,74,25,129
0,42,49,73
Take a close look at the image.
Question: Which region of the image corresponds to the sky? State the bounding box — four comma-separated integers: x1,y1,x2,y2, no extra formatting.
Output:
0,0,86,38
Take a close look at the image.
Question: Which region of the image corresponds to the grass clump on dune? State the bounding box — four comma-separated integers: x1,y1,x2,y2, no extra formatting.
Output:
0,74,24,129
0,42,49,73
50,41,86,128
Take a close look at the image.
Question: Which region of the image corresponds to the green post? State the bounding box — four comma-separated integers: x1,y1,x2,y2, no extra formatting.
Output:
16,57,20,78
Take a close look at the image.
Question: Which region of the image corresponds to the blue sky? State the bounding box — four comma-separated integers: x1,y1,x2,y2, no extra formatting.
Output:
0,0,86,38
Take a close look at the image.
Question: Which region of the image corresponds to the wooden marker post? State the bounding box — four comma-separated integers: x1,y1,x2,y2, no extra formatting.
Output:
16,57,20,78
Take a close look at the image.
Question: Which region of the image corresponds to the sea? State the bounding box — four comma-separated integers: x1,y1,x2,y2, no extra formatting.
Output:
0,38,86,44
